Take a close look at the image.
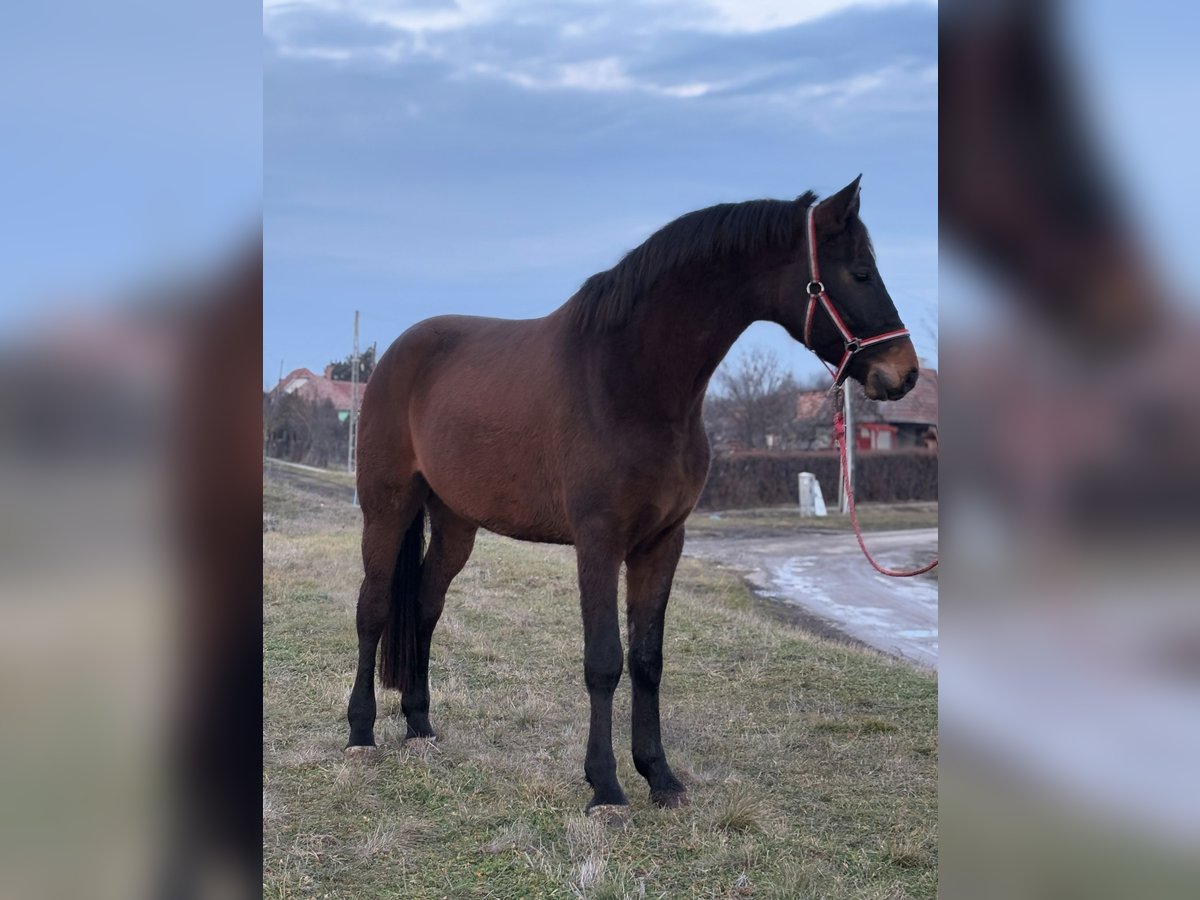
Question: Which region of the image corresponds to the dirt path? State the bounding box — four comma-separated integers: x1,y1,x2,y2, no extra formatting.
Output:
264,458,354,502
685,528,939,669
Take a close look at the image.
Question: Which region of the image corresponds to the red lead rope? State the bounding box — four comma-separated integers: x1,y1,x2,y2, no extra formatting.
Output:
833,410,939,577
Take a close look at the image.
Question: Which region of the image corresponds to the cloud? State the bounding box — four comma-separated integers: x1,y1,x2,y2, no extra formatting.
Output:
694,0,937,33
465,56,717,98
264,0,494,36
264,0,937,122
263,1,939,40
775,62,938,112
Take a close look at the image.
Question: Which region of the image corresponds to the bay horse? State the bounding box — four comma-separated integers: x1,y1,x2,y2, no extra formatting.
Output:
346,176,920,813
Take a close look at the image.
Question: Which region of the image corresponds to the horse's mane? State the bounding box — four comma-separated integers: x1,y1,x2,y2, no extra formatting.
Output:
566,191,819,334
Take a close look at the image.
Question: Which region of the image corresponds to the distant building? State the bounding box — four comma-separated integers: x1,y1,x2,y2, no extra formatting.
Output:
884,366,938,450
271,365,367,422
795,366,938,451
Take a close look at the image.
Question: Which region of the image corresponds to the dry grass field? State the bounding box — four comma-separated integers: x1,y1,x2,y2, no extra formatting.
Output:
263,464,937,898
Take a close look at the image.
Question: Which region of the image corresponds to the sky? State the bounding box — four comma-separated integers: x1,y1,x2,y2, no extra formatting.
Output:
263,0,939,387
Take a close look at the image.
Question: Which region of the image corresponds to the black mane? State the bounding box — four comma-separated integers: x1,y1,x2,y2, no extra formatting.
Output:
567,191,819,334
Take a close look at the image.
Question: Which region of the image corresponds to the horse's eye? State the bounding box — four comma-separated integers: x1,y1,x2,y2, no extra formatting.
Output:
852,269,872,283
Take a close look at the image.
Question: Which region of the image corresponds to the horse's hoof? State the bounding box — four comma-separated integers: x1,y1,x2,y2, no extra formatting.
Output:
650,789,690,809
586,804,631,829
404,725,438,741
343,745,378,761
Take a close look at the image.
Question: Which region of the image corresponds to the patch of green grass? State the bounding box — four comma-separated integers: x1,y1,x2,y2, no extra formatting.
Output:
687,502,938,539
264,477,937,898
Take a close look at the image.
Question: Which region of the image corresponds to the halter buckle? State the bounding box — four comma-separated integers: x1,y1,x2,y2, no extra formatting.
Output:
844,338,861,354
806,281,824,296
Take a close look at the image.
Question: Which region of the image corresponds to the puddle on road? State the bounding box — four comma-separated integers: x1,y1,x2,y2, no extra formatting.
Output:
687,536,939,669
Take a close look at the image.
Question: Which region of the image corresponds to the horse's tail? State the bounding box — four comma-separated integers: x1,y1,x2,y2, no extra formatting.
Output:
378,505,426,692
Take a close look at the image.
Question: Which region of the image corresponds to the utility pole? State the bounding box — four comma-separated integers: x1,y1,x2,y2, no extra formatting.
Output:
839,385,854,514
348,310,359,474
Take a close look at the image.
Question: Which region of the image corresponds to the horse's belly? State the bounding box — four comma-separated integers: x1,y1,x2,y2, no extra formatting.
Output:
435,482,572,544
416,440,572,544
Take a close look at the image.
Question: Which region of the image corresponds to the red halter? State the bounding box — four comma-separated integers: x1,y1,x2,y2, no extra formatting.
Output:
803,203,910,386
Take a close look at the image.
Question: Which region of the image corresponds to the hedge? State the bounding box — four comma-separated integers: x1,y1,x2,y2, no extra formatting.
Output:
698,450,937,509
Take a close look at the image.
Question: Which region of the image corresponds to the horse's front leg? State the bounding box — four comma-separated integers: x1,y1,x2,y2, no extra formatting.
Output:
626,526,688,808
575,534,628,812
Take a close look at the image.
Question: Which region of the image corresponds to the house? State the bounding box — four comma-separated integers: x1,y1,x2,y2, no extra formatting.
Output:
794,366,938,451
885,366,938,450
271,365,367,422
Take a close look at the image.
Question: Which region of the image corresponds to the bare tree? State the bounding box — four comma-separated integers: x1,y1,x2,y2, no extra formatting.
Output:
706,346,799,450
263,394,348,467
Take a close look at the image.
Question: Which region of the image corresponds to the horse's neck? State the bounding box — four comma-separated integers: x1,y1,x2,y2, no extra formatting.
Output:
602,276,760,422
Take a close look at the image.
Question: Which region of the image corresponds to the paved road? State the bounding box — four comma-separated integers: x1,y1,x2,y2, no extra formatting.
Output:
685,528,939,669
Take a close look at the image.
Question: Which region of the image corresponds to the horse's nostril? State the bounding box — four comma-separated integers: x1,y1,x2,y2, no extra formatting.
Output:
902,367,919,392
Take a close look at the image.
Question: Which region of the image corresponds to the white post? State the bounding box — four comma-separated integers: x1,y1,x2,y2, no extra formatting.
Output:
798,472,814,516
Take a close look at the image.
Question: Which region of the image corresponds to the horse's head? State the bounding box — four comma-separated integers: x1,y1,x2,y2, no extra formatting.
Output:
775,177,920,401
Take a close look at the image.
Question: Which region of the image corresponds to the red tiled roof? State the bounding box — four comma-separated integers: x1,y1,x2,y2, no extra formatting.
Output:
273,367,367,412
884,367,938,426
796,389,836,421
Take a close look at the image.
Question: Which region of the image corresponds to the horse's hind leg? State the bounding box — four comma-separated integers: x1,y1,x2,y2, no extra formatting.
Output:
401,496,477,739
346,480,428,749
626,526,688,808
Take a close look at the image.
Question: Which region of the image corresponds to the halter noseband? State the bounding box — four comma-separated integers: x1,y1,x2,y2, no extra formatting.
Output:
803,203,910,387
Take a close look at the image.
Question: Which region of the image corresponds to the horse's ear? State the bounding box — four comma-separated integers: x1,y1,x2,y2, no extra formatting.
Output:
817,175,862,232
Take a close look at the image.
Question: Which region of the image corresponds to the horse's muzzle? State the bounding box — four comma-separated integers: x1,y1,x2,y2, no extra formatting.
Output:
862,341,920,401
